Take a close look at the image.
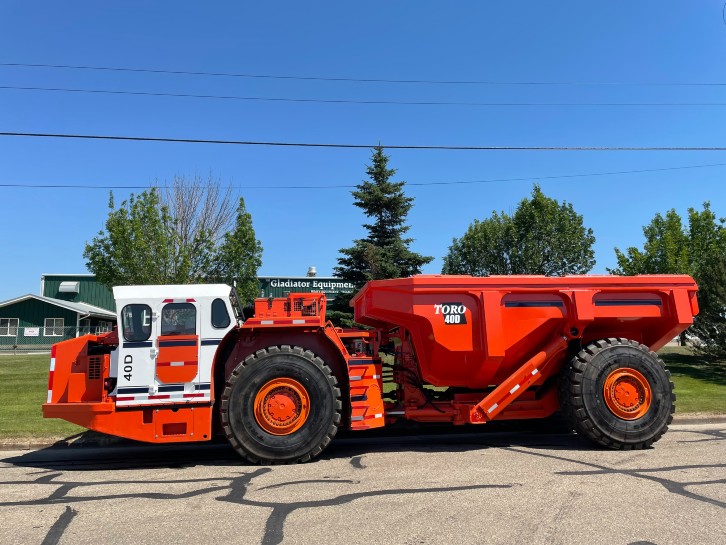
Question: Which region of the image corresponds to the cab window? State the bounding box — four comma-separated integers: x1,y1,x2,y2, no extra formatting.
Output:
211,298,231,328
121,304,152,342
161,303,197,336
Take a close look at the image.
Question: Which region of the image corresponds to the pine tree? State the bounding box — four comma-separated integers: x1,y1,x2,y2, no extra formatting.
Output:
331,147,433,326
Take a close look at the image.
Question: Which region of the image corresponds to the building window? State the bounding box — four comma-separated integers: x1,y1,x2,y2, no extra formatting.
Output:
0,318,19,336
211,298,231,328
121,305,152,342
44,318,64,336
161,303,196,336
79,318,91,335
98,321,112,334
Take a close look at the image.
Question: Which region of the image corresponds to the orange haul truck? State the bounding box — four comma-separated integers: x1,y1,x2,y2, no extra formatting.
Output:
43,275,698,463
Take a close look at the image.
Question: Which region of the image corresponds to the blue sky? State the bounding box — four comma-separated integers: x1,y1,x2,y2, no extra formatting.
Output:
1,1,725,302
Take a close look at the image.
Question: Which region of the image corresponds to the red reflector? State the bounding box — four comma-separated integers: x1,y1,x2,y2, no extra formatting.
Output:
162,423,187,436
148,394,171,400
47,371,54,390
183,393,205,398
186,299,196,303
51,345,57,358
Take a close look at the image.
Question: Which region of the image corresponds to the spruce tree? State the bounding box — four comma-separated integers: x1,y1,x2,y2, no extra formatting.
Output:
331,146,433,326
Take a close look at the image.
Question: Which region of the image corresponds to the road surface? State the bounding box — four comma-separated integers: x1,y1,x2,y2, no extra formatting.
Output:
0,423,724,545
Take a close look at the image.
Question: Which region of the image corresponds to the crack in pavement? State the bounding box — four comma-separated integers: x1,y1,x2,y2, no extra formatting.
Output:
215,469,516,545
0,465,515,545
503,447,726,509
674,428,726,444
40,506,77,545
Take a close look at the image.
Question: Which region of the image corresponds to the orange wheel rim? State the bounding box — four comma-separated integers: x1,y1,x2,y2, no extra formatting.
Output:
254,378,310,435
603,367,652,420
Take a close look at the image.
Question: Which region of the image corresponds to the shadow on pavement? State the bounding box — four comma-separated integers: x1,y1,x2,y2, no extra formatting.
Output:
2,418,595,471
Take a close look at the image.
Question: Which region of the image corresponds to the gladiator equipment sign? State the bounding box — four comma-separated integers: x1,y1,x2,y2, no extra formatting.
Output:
434,303,468,325
259,277,356,300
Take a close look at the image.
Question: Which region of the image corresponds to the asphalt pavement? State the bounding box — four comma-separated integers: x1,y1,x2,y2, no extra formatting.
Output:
0,423,724,545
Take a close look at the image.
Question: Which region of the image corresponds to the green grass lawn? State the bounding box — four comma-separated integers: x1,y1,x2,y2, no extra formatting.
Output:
0,347,723,441
0,354,85,440
658,346,726,414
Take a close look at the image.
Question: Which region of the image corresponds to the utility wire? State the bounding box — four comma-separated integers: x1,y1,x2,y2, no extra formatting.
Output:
2,132,726,151
2,85,726,107
2,62,725,87
2,162,725,190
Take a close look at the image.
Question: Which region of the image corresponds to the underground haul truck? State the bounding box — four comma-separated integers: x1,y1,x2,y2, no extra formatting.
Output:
43,275,698,463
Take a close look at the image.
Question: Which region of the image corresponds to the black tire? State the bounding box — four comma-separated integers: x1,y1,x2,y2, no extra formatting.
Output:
220,345,341,464
559,338,675,449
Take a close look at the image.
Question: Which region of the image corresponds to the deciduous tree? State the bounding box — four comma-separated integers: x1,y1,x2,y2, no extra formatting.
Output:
207,197,263,303
442,185,595,276
610,203,726,358
84,176,263,302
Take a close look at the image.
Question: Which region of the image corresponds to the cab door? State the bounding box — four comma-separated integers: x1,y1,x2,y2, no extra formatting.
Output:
156,301,199,385
116,303,156,406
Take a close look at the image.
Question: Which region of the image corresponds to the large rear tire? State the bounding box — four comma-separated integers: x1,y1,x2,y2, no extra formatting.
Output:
221,345,341,464
559,338,675,449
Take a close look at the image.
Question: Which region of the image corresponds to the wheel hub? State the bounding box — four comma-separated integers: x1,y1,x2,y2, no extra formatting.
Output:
603,367,652,420
254,378,310,435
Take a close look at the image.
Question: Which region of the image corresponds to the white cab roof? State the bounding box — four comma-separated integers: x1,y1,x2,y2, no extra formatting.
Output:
113,284,232,302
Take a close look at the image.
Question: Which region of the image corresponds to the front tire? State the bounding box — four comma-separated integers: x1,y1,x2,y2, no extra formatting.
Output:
221,345,341,464
559,338,675,449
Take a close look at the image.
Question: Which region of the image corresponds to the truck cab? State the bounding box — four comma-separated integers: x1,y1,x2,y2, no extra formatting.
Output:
112,285,237,407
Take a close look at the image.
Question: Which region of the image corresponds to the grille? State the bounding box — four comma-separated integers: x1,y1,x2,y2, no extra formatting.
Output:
88,356,102,380
283,299,317,315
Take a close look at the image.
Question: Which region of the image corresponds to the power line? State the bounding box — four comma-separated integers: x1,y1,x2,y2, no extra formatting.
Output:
2,162,725,190
407,162,726,186
2,131,726,151
2,62,725,87
3,85,726,107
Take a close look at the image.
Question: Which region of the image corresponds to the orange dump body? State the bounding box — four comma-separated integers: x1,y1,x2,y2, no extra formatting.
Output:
352,274,698,390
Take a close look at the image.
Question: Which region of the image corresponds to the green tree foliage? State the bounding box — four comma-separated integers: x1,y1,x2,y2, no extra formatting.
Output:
442,185,596,276
331,146,433,326
84,189,177,286
84,184,263,303
207,198,263,303
610,209,689,275
691,254,726,359
610,203,726,359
